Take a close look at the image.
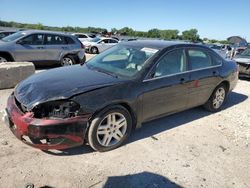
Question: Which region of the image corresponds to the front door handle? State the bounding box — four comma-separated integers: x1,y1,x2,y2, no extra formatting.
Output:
37,46,44,49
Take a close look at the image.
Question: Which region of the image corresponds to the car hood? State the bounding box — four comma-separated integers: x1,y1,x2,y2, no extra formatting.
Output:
84,41,97,46
14,65,125,110
234,56,250,64
0,40,11,47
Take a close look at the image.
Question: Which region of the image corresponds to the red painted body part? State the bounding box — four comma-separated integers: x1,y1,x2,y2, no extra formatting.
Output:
5,94,90,150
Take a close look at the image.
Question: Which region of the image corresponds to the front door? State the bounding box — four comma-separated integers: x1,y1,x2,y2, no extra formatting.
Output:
142,48,190,121
14,34,46,62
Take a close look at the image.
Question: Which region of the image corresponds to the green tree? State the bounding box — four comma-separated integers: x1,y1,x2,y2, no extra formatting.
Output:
160,30,179,40
182,29,200,42
147,28,161,38
118,27,134,36
33,23,44,30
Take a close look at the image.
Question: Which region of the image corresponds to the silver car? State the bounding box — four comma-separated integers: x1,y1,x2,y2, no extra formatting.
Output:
71,33,96,44
0,30,86,66
85,37,119,54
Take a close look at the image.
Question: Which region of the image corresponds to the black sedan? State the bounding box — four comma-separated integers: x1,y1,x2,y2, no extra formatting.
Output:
4,40,238,152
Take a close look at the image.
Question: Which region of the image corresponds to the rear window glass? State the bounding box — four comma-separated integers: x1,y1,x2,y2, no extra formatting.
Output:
44,35,66,45
65,37,75,44
188,49,212,70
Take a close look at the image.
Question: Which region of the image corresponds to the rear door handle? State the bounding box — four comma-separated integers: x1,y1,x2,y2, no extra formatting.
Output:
62,46,68,49
37,46,44,49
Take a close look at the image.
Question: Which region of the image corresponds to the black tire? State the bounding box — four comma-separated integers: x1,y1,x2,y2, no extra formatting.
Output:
81,55,86,63
61,55,76,66
0,56,8,63
91,46,99,54
203,84,228,112
88,105,132,152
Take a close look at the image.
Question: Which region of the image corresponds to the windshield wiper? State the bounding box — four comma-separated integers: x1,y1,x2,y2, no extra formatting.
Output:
87,65,119,78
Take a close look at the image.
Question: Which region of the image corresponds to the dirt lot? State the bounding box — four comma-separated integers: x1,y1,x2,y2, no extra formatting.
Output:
0,73,249,187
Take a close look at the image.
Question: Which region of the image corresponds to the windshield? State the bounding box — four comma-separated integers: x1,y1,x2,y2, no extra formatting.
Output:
86,44,159,78
90,37,101,42
240,48,250,56
1,32,25,42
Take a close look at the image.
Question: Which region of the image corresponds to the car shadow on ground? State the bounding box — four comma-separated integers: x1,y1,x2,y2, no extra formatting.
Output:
44,91,247,156
100,171,182,188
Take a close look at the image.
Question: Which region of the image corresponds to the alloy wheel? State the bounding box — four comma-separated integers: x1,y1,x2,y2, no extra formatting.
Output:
62,57,73,66
96,112,127,147
213,87,226,109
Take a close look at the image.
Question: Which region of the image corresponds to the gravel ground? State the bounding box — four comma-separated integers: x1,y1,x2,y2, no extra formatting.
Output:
0,76,249,188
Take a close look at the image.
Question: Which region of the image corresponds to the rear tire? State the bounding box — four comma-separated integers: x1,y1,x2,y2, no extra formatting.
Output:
81,55,86,64
203,84,227,112
88,105,132,152
61,55,76,66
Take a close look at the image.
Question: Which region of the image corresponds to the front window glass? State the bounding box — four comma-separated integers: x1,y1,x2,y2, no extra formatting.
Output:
21,34,44,45
91,37,101,42
1,32,25,42
154,49,186,77
87,45,158,78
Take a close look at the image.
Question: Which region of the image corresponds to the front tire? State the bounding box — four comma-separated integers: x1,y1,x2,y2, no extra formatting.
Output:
88,106,132,152
204,84,227,112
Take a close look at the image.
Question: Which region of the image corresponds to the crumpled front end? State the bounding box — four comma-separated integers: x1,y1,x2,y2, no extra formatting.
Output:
4,94,90,150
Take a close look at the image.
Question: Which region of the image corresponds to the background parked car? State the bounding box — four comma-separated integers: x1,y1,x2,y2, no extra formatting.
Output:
0,31,16,39
84,37,119,54
72,33,96,44
233,48,250,78
0,30,85,66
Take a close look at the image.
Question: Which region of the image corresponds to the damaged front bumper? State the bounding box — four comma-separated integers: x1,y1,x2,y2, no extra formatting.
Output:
237,62,250,77
4,94,90,150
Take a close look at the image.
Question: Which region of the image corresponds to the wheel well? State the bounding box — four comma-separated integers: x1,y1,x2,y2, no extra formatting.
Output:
220,80,230,92
118,103,137,130
63,54,80,63
0,52,14,61
90,103,137,130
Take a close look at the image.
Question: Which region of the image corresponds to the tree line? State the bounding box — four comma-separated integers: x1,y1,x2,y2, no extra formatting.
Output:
0,20,228,43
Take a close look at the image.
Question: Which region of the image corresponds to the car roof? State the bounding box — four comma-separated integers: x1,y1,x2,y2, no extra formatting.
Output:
18,30,71,36
0,31,16,33
121,40,208,50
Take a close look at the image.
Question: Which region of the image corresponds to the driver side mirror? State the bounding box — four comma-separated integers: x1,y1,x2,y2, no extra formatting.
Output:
16,40,25,45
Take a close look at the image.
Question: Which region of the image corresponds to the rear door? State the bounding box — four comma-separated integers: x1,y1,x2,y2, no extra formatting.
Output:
44,34,66,62
186,48,222,108
14,34,46,61
142,48,190,121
